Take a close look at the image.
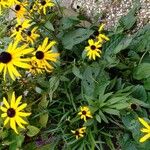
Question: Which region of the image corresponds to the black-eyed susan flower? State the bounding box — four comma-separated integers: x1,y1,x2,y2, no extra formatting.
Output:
96,24,110,43
39,0,55,15
138,117,150,143
14,1,28,21
71,127,86,139
0,92,31,134
85,39,102,60
0,40,34,80
32,37,59,72
78,106,93,122
29,2,39,13
11,19,31,41
29,59,43,74
25,27,40,45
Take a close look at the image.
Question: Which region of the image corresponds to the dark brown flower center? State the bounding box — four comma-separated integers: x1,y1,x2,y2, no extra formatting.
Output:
7,108,16,118
36,51,44,59
82,110,86,115
130,103,137,110
0,52,12,64
27,31,32,36
91,45,96,50
75,130,79,135
16,25,22,31
41,1,46,5
15,5,21,11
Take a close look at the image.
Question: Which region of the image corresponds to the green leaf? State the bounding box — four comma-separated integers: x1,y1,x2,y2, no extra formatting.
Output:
103,108,120,116
59,16,80,30
132,85,147,102
129,24,150,52
61,28,94,50
113,36,132,54
99,110,108,123
49,76,60,101
95,114,101,123
27,125,40,137
144,77,150,90
133,63,150,80
72,65,82,79
39,113,49,128
45,21,54,31
110,103,129,110
118,1,140,30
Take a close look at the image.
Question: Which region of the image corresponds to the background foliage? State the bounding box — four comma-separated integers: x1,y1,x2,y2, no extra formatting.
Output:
0,0,150,149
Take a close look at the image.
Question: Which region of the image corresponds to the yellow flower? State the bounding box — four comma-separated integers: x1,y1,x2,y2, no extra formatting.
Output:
78,106,93,122
32,37,59,72
96,24,110,43
11,19,31,41
25,27,40,45
85,39,102,60
0,40,34,81
71,127,86,139
14,1,28,21
29,2,39,13
138,117,150,143
29,59,43,74
39,0,55,15
0,92,31,134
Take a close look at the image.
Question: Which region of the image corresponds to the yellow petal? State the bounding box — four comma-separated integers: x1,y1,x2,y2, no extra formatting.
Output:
9,64,21,78
15,118,25,129
3,97,10,108
18,112,31,117
1,113,7,118
0,106,7,112
42,37,48,49
17,103,27,112
71,130,75,134
44,41,56,52
88,39,94,45
98,23,105,32
10,118,18,134
13,61,31,69
99,34,110,41
3,66,7,81
4,117,10,126
11,92,16,108
0,63,4,72
7,64,15,80
140,133,150,143
16,116,28,124
15,95,22,108
141,128,150,133
138,118,150,129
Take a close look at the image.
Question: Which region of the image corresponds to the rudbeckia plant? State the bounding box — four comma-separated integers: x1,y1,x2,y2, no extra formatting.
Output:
0,0,149,149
